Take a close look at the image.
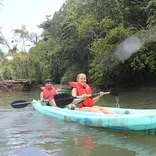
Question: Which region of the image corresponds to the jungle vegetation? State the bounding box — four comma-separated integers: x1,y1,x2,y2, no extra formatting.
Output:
0,0,156,88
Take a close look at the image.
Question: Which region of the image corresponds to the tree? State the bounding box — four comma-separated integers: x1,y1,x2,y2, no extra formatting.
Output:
0,49,4,80
2,0,156,87
0,30,11,50
12,25,40,53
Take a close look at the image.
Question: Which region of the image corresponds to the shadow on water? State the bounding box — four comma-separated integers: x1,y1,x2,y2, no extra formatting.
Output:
0,89,156,156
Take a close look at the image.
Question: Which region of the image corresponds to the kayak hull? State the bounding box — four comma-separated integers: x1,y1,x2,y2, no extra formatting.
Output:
32,100,156,135
56,88,70,93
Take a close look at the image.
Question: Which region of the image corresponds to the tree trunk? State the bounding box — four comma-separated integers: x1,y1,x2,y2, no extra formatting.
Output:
0,71,4,81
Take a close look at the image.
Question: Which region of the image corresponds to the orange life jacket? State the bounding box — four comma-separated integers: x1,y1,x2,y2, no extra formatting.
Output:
68,82,94,108
40,86,57,101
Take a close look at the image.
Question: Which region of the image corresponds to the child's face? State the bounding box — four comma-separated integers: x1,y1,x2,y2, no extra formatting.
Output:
77,74,86,86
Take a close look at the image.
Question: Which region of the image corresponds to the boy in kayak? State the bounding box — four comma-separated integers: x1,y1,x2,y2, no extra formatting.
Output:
40,79,58,107
68,73,115,114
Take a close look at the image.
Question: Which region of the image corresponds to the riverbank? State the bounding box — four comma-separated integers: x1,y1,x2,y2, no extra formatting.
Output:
1,80,156,92
0,80,32,92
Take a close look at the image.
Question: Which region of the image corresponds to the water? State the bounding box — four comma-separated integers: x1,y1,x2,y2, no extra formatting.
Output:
0,88,156,156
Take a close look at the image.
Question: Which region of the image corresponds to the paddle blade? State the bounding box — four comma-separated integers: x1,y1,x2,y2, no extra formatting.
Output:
54,94,74,107
110,88,118,96
11,100,31,108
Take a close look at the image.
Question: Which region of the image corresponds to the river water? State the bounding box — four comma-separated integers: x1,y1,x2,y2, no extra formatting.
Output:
0,88,156,156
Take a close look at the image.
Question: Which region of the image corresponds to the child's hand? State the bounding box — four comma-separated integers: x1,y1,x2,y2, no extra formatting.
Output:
81,94,87,100
99,91,104,97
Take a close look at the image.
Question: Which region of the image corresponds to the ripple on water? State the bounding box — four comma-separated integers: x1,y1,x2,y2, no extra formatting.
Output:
1,91,156,156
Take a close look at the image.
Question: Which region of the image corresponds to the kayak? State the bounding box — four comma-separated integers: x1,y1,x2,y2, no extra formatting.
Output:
32,100,156,135
56,88,70,93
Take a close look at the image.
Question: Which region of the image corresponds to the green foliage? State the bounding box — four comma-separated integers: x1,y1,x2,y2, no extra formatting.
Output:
146,0,156,28
2,52,28,79
130,44,156,73
0,49,3,59
12,26,29,38
99,17,116,36
78,15,99,39
1,0,156,87
89,26,134,83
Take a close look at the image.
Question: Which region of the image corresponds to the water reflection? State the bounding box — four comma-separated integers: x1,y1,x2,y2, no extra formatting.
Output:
56,128,156,156
72,136,94,156
115,96,120,108
0,89,156,155
1,107,156,156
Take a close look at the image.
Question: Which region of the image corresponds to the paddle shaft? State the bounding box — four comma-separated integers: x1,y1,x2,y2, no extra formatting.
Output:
11,89,118,108
69,93,100,100
54,92,113,107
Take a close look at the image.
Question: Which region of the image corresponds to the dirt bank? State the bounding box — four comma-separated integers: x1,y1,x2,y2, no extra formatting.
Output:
0,80,32,92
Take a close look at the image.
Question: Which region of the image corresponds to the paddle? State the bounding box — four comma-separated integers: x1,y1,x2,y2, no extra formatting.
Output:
11,100,32,108
10,93,99,109
54,88,118,107
10,88,118,109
